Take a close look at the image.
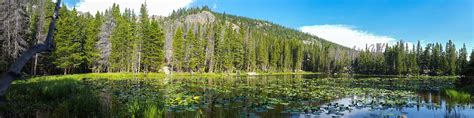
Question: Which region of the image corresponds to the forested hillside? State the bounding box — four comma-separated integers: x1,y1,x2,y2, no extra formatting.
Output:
1,0,473,76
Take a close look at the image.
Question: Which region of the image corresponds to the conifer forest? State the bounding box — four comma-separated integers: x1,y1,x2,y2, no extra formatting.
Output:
0,0,473,117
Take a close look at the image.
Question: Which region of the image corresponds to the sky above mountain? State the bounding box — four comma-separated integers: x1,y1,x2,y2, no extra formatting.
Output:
65,0,473,50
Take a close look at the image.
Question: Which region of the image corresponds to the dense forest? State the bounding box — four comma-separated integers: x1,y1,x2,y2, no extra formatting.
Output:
1,0,473,76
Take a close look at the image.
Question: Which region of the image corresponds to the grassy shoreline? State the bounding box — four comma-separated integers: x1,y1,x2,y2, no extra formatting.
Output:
27,72,461,81
28,72,322,80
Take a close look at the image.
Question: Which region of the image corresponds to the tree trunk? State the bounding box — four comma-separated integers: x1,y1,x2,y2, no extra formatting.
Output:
33,54,38,75
0,0,61,98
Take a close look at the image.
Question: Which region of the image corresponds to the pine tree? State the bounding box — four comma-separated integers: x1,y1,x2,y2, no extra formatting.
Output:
256,35,268,71
283,41,292,71
458,44,468,74
431,43,442,75
243,26,256,72
53,7,83,74
231,27,245,71
142,21,164,72
172,26,185,72
136,3,150,72
221,26,233,72
196,25,206,72
110,6,134,72
395,41,405,75
462,49,474,76
420,44,432,74
82,13,101,73
409,45,419,75
188,25,205,72
293,41,304,72
270,40,281,71
446,40,457,75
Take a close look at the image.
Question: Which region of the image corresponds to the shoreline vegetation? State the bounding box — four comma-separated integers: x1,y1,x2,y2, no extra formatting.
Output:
27,72,461,80
2,73,468,117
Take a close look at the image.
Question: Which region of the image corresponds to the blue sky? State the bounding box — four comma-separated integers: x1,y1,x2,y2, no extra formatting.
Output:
66,0,473,50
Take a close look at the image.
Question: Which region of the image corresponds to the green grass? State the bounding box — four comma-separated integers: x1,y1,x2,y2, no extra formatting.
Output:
444,89,472,104
28,72,323,80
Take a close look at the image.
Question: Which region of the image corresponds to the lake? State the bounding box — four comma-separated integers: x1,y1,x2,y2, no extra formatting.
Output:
2,74,473,118
141,74,474,118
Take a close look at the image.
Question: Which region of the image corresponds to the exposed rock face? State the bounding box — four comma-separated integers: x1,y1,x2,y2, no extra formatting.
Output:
163,11,216,66
184,11,215,25
228,21,240,31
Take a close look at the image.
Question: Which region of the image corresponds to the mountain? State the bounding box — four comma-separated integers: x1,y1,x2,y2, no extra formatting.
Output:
0,1,356,74
155,7,355,73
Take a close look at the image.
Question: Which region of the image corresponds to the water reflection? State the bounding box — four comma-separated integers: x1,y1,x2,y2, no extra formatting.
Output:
291,91,473,118
161,75,473,118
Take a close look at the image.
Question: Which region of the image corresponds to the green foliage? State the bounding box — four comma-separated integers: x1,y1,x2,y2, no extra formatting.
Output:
354,40,470,76
7,3,474,75
109,6,135,72
53,7,84,74
188,25,206,72
444,89,471,104
172,26,185,72
1,78,103,117
186,26,199,72
461,49,474,76
142,21,165,72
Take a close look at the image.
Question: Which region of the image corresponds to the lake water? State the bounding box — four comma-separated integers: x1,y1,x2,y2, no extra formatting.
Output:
5,74,473,118
154,75,474,118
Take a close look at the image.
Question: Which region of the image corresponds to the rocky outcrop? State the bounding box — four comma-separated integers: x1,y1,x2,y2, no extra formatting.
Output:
184,11,215,25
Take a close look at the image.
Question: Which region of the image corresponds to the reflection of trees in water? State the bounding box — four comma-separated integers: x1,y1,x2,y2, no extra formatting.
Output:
445,108,463,118
457,77,474,94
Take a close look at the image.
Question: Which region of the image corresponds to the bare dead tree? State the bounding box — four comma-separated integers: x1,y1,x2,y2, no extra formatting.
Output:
0,0,61,99
96,11,115,73
0,0,29,70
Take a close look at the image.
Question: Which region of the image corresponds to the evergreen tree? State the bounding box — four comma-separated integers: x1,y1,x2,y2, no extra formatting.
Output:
395,41,405,75
172,26,185,72
446,40,457,75
142,21,165,72
193,25,207,72
188,25,205,72
462,49,474,76
458,44,468,74
136,3,150,72
82,13,101,73
256,35,269,71
431,43,442,75
110,6,134,72
293,41,304,72
420,44,432,74
231,27,245,71
270,40,281,71
221,26,234,72
52,7,83,74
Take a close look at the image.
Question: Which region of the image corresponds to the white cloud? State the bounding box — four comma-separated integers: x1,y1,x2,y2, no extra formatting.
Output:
74,0,193,16
300,24,399,50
